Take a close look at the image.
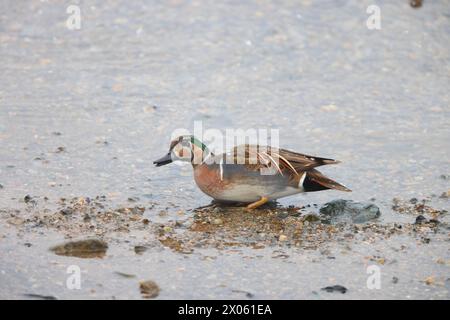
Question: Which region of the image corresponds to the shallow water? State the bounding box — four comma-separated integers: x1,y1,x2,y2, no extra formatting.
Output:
0,0,449,299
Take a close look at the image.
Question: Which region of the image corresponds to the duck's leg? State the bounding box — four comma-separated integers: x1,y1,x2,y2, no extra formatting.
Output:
246,197,269,209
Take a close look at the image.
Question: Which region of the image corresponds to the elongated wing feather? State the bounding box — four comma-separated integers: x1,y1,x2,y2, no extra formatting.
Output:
228,145,340,177
306,169,351,192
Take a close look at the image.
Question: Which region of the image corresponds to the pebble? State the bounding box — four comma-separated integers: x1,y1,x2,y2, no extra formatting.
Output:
321,285,347,294
50,239,108,259
139,280,160,299
410,0,422,8
134,246,147,255
320,199,381,224
414,215,427,225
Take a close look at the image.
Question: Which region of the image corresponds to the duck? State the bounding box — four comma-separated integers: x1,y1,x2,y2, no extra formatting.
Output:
154,135,350,209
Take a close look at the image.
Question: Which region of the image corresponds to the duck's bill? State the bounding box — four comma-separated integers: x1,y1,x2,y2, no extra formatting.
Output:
153,153,172,167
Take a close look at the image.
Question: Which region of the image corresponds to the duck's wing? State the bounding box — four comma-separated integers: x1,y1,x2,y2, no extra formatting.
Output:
227,145,339,177
274,147,340,173
303,169,351,192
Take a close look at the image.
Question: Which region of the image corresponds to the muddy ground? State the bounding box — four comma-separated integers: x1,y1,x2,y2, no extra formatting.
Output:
0,0,449,299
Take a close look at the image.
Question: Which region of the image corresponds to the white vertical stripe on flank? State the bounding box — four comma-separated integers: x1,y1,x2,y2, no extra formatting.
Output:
219,158,224,181
299,172,307,189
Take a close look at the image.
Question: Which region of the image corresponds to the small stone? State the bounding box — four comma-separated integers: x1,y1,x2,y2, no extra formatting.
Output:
439,190,450,199
158,210,167,217
303,214,320,223
424,276,435,285
277,211,289,219
212,218,223,225
50,239,108,259
392,277,399,284
410,0,422,8
414,215,427,224
134,246,147,255
279,234,288,242
24,195,32,203
60,208,74,216
163,226,172,233
114,271,136,278
139,280,160,299
321,285,347,294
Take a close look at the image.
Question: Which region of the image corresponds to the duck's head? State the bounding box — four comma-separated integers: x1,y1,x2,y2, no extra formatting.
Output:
153,135,210,167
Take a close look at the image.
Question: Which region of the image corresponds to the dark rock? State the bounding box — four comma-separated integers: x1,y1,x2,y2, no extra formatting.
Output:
24,293,57,300
392,277,399,284
321,285,347,294
414,215,427,224
134,245,147,255
319,200,381,224
60,208,74,215
24,195,32,203
232,289,254,298
114,271,136,278
0,184,3,189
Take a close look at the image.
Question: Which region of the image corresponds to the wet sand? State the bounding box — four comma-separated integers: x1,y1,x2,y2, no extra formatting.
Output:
0,0,449,299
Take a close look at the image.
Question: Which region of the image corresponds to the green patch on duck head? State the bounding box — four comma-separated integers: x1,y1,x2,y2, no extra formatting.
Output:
190,136,209,152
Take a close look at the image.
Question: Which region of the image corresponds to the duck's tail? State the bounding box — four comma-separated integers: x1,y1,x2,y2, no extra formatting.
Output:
303,169,351,192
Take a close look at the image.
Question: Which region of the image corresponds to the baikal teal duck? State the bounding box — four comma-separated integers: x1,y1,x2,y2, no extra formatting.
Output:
154,135,350,209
